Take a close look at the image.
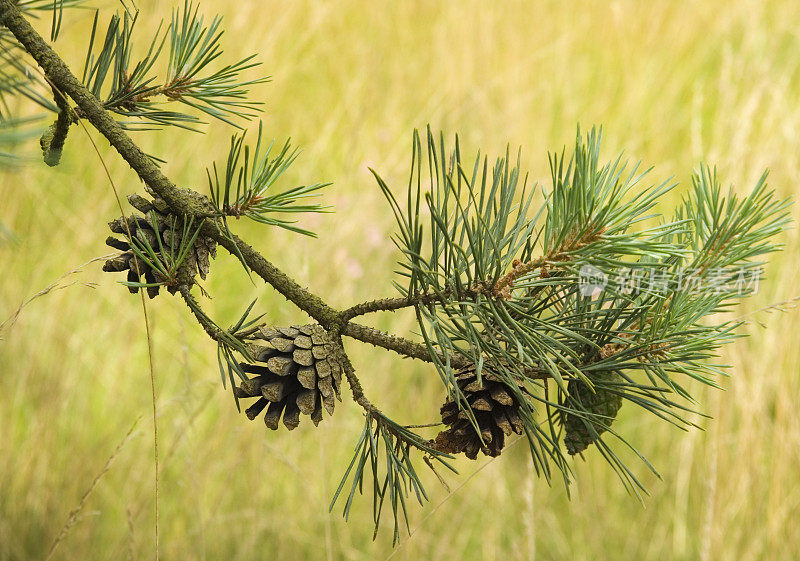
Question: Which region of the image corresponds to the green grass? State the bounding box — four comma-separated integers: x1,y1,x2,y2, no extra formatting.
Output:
2,1,800,559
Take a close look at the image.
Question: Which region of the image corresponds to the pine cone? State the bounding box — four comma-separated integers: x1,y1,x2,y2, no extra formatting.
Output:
562,371,623,455
234,324,342,430
102,194,216,298
431,365,525,459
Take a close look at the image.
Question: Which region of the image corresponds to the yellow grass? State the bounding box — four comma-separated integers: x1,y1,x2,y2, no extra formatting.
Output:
2,1,800,559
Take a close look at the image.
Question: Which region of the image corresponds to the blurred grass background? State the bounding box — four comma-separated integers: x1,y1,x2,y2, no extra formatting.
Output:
2,0,800,559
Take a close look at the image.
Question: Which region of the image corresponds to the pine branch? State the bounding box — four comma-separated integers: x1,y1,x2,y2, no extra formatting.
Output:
0,0,462,376
3,0,793,541
1,2,328,312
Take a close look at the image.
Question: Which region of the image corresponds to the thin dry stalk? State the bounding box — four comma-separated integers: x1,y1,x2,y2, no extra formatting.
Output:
0,255,109,339
45,418,141,561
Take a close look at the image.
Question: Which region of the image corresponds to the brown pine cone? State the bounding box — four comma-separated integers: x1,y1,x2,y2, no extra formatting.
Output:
431,365,525,459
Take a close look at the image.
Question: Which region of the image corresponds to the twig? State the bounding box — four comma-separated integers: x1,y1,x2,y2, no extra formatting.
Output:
341,322,470,369
404,422,443,429
178,285,223,341
340,292,442,322
0,0,527,378
333,335,382,416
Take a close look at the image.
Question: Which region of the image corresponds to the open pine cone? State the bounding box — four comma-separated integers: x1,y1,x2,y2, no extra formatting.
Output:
431,365,526,459
102,194,216,298
234,324,342,430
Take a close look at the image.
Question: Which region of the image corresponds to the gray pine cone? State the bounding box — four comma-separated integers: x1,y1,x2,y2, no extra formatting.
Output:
235,324,342,430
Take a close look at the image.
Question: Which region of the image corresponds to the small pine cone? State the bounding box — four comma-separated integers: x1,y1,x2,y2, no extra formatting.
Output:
234,324,342,430
102,194,216,298
431,365,525,460
562,371,623,455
